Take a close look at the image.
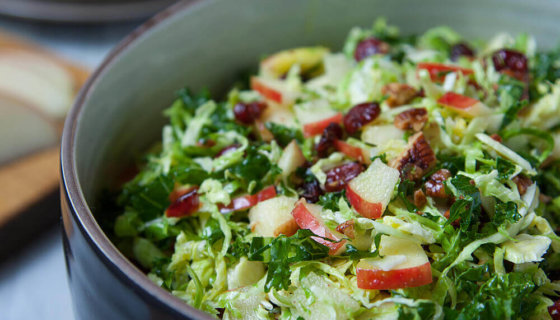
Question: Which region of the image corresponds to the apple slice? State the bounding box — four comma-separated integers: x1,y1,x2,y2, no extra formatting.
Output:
361,124,405,146
277,140,306,178
248,196,299,237
291,199,346,255
417,62,474,82
251,76,284,104
165,187,200,218
219,185,277,213
302,113,343,138
260,46,329,78
334,139,370,164
259,102,296,128
356,235,432,290
437,92,491,118
346,159,400,219
295,99,343,137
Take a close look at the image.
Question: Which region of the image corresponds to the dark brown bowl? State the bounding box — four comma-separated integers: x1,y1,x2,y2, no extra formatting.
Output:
60,0,560,319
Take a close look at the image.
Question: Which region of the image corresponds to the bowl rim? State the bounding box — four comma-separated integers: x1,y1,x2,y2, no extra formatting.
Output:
60,0,215,318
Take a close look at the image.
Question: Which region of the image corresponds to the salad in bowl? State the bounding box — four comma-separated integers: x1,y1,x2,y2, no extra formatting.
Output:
108,20,560,319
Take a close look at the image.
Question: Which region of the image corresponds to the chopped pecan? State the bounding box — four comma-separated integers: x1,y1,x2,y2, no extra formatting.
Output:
425,169,451,198
513,174,532,196
382,83,419,107
394,108,428,131
414,189,427,208
389,132,437,181
336,220,355,239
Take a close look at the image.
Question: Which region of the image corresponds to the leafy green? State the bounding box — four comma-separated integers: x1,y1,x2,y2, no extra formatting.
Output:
492,201,520,228
245,229,329,292
531,47,560,98
398,300,437,320
497,76,528,130
495,157,515,181
119,173,174,221
397,179,417,212
447,175,482,235
265,122,303,147
317,191,345,211
447,272,537,320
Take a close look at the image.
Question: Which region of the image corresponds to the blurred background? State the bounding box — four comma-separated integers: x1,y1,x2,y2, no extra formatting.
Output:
0,1,176,318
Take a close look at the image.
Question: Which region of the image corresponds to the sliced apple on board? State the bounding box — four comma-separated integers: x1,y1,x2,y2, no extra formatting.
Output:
294,99,343,137
248,196,299,237
277,140,306,178
356,235,432,290
0,37,88,164
291,199,346,255
260,46,329,79
346,159,400,219
437,92,491,118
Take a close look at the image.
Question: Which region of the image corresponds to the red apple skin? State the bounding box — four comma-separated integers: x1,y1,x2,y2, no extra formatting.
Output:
303,113,344,138
334,139,369,164
417,62,474,82
251,77,283,104
345,184,383,219
437,92,478,109
291,199,346,255
356,261,432,290
220,186,277,213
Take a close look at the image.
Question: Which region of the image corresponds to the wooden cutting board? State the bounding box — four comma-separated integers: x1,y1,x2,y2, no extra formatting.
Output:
0,31,89,234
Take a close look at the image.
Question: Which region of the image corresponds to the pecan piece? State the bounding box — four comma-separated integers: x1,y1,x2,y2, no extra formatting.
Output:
336,220,355,239
513,174,532,196
382,83,419,108
425,169,452,198
394,108,428,131
389,132,437,181
414,189,427,208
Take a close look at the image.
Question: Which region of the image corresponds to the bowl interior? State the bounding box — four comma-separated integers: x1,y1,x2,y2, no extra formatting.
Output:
66,0,560,313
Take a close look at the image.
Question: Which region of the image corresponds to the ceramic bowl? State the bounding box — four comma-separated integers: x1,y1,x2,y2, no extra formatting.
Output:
60,0,560,318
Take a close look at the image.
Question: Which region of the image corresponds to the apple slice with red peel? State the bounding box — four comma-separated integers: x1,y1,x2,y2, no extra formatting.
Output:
277,140,306,178
219,185,277,213
437,92,491,118
249,196,299,237
334,139,370,164
291,199,346,255
166,187,200,218
251,76,284,104
346,159,400,219
356,235,432,290
295,99,343,137
302,113,343,138
260,46,329,78
417,62,474,82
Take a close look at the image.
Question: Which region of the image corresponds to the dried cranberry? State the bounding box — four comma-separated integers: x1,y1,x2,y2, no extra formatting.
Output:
325,162,363,192
354,37,390,61
343,102,381,134
233,101,267,124
450,42,475,61
492,49,528,74
301,179,323,203
316,123,343,157
215,144,240,158
166,187,200,218
549,300,560,320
